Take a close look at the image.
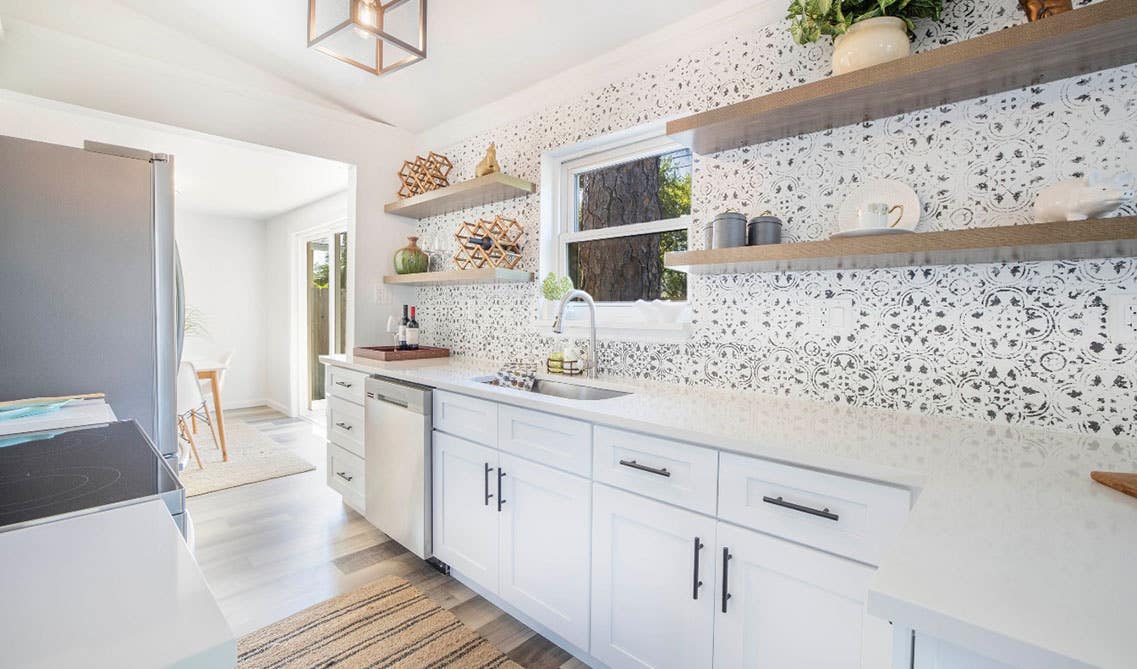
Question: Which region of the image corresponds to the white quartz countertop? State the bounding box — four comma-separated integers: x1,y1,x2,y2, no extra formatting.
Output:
323,353,1137,668
0,500,236,669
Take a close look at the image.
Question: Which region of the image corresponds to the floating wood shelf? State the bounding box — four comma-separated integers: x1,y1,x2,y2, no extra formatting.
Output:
667,1,1137,154
665,218,1137,274
384,173,536,219
383,268,534,286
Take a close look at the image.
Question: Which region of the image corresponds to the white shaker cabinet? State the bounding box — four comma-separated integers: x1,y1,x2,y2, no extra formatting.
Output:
497,453,592,650
712,521,890,669
591,484,716,669
432,431,500,592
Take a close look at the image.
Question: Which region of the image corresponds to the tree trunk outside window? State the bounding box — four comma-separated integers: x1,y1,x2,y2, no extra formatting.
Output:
575,157,664,302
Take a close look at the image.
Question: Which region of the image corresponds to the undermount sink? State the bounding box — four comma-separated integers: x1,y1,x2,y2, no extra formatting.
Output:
477,377,631,401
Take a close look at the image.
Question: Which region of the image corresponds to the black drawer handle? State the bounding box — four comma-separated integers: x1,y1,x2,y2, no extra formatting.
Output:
336,471,353,482
692,537,704,600
497,469,506,511
619,459,671,478
335,380,353,388
335,421,353,430
762,495,839,522
484,463,493,506
721,547,732,613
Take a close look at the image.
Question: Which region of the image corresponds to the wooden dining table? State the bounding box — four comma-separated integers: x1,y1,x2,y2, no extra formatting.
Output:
192,360,229,462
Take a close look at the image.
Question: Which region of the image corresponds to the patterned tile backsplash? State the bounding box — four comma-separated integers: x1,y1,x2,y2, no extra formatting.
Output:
411,0,1137,439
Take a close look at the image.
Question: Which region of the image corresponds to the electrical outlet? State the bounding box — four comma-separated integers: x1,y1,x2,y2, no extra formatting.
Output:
1106,294,1137,344
813,297,855,336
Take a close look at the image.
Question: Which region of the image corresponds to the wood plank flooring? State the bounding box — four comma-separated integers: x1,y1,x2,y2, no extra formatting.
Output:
187,406,584,669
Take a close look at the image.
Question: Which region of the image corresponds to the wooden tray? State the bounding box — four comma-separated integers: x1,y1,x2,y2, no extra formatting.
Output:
353,345,450,362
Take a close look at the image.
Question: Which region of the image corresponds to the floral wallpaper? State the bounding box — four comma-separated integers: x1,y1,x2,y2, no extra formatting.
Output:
410,0,1137,439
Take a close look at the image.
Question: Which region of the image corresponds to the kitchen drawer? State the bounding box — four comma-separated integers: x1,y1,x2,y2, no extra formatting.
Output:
327,396,364,457
498,404,591,477
433,390,498,447
593,426,718,515
326,366,368,406
718,452,910,565
327,443,365,511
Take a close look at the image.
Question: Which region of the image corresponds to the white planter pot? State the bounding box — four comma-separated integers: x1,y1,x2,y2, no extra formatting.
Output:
832,17,910,76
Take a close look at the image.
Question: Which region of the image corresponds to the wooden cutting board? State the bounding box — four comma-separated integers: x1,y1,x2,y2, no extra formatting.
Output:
1090,471,1137,500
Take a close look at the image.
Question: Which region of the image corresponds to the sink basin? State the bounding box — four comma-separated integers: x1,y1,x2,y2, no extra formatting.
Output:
478,377,631,400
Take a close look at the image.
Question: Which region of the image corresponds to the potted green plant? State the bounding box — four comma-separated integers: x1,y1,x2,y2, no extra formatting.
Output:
540,272,573,320
786,0,944,75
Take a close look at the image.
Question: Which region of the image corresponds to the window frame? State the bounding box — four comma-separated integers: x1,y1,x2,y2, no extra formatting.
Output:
540,123,692,333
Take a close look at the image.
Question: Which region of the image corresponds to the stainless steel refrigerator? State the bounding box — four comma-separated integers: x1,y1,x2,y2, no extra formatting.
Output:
0,135,181,465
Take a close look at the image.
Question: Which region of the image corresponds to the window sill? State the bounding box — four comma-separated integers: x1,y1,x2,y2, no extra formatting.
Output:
531,319,692,344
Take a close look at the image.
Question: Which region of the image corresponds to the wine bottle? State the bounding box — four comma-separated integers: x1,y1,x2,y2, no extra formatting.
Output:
407,306,421,350
465,236,493,250
397,305,409,350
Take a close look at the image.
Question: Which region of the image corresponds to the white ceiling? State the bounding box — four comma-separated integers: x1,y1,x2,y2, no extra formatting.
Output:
104,0,730,132
0,92,350,219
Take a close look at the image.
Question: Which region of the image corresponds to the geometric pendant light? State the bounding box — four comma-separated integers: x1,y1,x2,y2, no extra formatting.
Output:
307,0,427,76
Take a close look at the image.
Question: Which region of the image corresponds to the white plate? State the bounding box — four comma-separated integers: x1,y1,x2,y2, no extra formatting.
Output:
830,228,916,239
836,178,920,234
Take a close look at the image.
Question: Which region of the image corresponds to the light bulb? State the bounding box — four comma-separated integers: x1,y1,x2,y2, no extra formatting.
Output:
354,0,378,38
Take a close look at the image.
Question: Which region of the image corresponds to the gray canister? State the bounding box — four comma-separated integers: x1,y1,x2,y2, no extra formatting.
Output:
747,215,782,245
712,211,747,249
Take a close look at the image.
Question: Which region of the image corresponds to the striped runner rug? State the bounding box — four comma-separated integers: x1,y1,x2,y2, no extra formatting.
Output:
238,575,523,668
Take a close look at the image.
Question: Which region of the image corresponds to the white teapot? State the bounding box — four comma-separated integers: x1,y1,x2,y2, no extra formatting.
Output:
1034,172,1133,222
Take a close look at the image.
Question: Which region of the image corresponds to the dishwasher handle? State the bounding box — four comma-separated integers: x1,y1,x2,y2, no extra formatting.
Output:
367,391,409,409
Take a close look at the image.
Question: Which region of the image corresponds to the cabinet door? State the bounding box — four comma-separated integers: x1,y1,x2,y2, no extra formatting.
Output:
498,454,591,650
911,634,1014,669
432,431,499,591
591,484,716,669
713,521,890,669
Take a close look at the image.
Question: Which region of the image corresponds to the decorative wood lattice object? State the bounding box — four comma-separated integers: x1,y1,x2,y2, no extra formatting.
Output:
397,152,453,199
453,216,525,270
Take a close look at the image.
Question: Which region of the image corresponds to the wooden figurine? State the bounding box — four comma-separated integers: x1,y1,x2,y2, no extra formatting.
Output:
475,143,502,177
1018,0,1072,22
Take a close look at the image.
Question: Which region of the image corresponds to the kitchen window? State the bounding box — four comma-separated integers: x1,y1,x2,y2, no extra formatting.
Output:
543,128,692,334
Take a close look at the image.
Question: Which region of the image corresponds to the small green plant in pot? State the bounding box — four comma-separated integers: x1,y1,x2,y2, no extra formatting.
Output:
786,0,945,75
540,272,574,319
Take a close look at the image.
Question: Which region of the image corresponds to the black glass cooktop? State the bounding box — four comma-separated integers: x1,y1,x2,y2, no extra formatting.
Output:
0,420,183,531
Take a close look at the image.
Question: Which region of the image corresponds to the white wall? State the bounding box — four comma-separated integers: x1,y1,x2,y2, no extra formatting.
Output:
263,191,351,414
175,210,268,409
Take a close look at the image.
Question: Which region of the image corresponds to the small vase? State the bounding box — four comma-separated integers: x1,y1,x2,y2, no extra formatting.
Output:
832,17,910,76
393,236,429,274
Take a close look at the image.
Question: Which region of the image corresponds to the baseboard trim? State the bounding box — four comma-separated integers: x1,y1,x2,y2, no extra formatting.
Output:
264,399,291,415
222,398,271,411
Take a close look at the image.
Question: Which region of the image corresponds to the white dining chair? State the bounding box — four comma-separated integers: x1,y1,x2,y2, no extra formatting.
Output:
176,361,217,469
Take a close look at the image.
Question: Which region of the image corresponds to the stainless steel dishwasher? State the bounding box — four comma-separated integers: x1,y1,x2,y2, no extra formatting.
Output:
364,376,433,559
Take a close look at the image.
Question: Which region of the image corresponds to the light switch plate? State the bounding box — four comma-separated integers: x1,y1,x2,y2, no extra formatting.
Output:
814,297,855,336
1106,294,1137,344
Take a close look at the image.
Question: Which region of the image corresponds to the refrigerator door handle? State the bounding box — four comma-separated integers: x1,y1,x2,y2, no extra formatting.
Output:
175,243,185,366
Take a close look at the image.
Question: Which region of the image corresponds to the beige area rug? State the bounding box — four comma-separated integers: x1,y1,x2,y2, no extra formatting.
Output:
178,419,315,497
238,575,523,669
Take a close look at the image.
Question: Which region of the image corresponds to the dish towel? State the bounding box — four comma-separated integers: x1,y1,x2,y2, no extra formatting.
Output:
494,362,537,391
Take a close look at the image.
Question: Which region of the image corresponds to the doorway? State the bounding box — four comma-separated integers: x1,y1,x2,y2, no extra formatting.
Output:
300,227,348,422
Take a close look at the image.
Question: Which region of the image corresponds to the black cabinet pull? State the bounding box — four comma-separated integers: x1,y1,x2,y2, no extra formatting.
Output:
335,380,352,388
721,547,732,613
692,537,704,600
618,459,671,478
483,463,493,506
497,469,506,511
335,421,352,430
336,471,353,482
762,495,839,522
